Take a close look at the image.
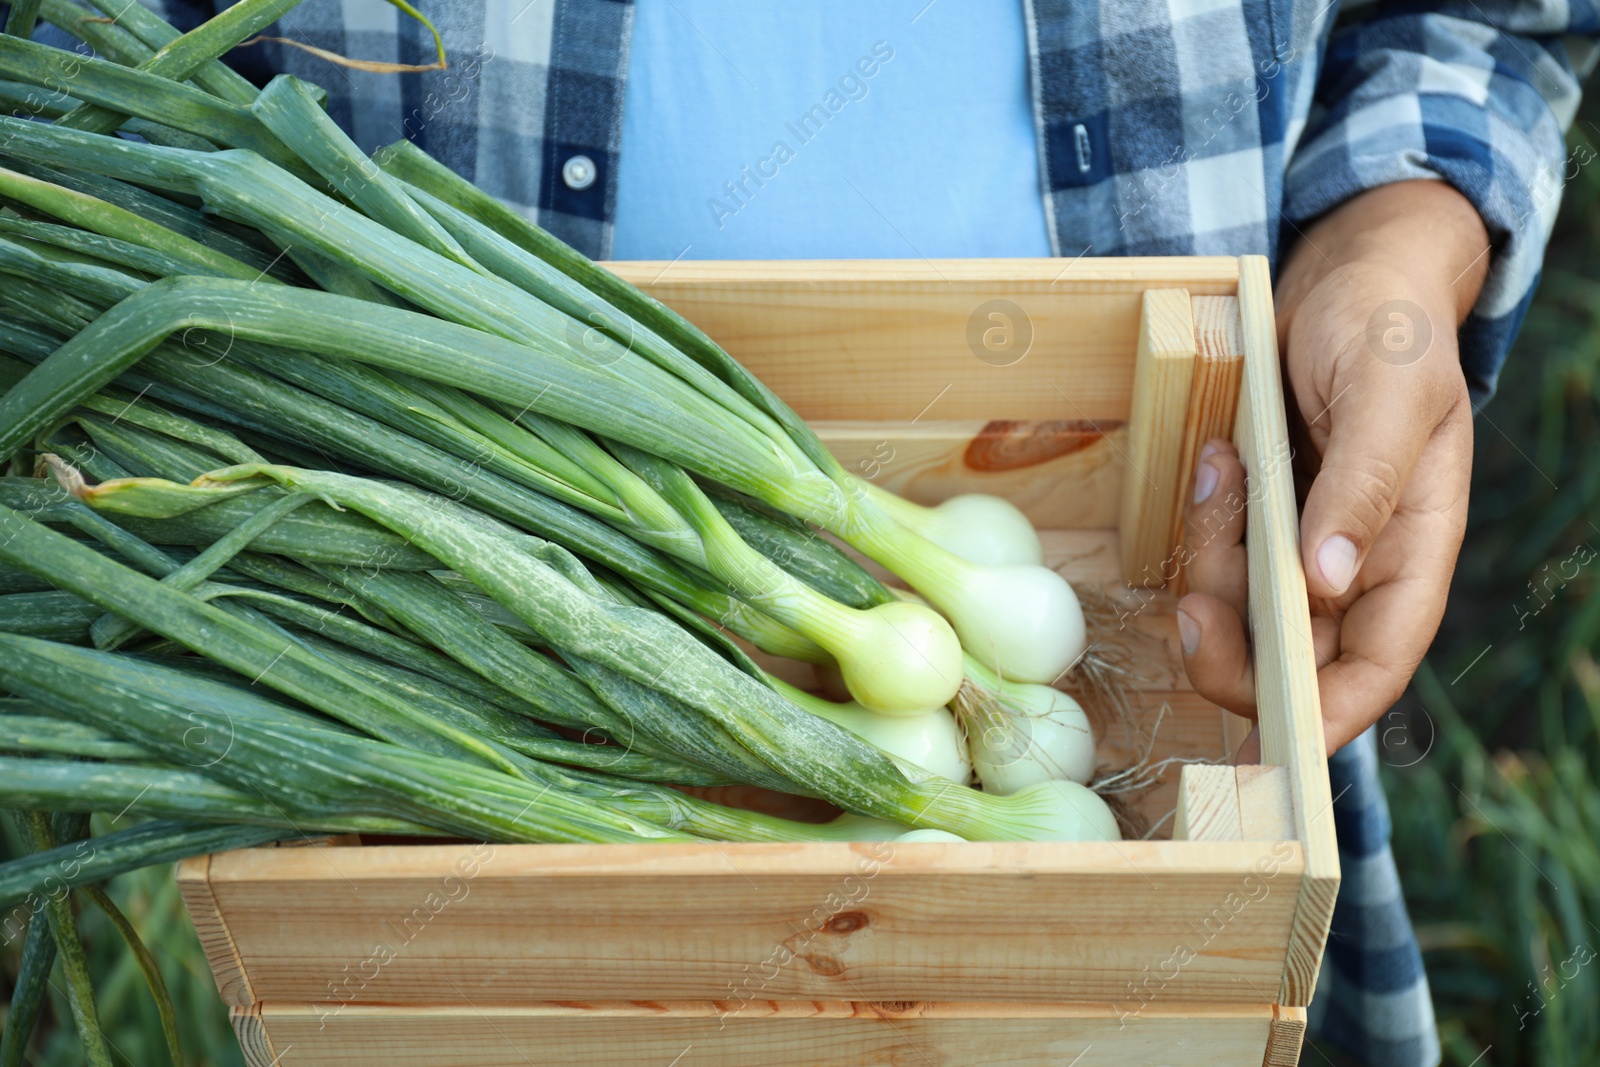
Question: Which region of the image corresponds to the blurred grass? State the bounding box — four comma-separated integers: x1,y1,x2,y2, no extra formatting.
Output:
1371,96,1600,1066
3,104,1600,1067
0,815,242,1067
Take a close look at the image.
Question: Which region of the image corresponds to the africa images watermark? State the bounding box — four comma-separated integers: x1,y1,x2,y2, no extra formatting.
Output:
394,43,496,141
1114,840,1295,1027
0,838,97,949
1515,940,1594,1030
314,841,496,1028
707,40,896,230
1513,540,1595,631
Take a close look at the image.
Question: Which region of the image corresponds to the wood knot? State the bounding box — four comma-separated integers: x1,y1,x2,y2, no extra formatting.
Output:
825,910,869,935
963,418,1117,471
868,1000,921,1016
798,953,845,976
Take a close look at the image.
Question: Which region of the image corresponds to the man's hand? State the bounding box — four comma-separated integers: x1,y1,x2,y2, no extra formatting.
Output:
1176,180,1488,754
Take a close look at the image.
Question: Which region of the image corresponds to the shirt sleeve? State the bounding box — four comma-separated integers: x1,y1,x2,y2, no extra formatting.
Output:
1282,2,1599,404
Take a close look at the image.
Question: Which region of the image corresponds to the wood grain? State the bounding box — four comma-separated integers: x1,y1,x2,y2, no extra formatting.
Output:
1237,766,1295,843
175,854,254,1007
229,1004,278,1067
1120,290,1197,586
198,839,1303,1009
1174,765,1244,842
1172,295,1247,595
608,258,1238,423
1233,256,1340,1006
245,999,1287,1067
1263,1005,1308,1066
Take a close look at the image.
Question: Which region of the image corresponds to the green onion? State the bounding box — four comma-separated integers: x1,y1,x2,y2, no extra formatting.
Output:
13,812,112,1067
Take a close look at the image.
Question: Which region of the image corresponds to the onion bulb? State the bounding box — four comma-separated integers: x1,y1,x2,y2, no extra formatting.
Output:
820,600,965,715
841,500,1084,685
894,828,966,842
859,483,1043,566
956,659,1096,794
930,561,1086,683
968,780,1119,841
774,679,971,784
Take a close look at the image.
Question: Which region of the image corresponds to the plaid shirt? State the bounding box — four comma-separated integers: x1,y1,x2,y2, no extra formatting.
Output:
115,1,1600,1063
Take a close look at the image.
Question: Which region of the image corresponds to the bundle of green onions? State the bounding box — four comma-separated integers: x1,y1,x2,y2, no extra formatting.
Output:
0,1,1121,1051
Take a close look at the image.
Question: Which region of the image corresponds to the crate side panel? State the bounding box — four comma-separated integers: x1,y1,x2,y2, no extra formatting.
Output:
1233,256,1340,1005
205,841,1301,1007
254,999,1279,1067
608,259,1237,423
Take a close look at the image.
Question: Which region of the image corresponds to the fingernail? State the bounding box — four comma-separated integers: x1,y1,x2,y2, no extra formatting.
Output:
1192,460,1219,505
1176,609,1200,655
1317,535,1358,594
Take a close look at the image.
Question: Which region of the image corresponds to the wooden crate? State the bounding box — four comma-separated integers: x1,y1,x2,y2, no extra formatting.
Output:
178,255,1337,1067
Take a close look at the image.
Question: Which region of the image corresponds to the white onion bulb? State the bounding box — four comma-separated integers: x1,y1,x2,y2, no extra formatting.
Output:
965,681,1096,794
859,483,1044,567
773,679,971,784
894,828,966,842
829,601,964,715
903,494,1044,566
996,780,1120,841
935,562,1087,684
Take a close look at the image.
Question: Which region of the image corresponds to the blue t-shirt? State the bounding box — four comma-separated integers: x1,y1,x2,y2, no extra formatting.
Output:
610,1,1051,260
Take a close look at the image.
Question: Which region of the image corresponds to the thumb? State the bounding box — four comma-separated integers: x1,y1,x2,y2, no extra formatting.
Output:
1299,374,1441,599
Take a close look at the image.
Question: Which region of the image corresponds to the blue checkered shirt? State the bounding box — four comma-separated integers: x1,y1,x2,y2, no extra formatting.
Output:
112,1,1600,1063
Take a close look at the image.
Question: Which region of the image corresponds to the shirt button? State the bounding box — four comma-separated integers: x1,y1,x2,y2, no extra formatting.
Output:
562,154,596,190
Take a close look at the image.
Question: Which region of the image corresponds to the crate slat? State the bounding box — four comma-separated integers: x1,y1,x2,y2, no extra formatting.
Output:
615,258,1237,423
192,839,1303,1009
1119,289,1198,586
1232,256,1341,1005
232,1000,1300,1067
1171,295,1247,595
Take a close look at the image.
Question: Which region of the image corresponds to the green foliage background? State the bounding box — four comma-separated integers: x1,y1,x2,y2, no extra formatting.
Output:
1,101,1598,1067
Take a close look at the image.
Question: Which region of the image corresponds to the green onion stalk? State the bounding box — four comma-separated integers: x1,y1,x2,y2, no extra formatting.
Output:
0,629,696,843
68,466,1119,843
0,0,1110,838
0,240,824,664
375,139,1088,684
0,105,1074,695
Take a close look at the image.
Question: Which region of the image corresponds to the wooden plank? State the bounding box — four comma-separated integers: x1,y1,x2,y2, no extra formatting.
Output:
815,418,1127,529
198,840,1302,1009
1174,765,1243,842
1262,1005,1308,1066
1119,289,1197,586
229,1004,278,1067
607,258,1239,423
1232,256,1340,1006
174,854,254,1007
249,999,1284,1067
1237,766,1295,843
1171,295,1246,594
